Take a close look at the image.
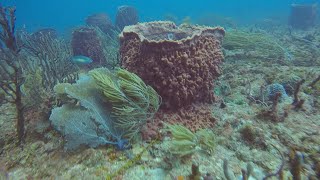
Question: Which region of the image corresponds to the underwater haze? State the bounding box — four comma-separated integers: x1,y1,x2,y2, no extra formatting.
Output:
2,0,318,33
1,0,320,179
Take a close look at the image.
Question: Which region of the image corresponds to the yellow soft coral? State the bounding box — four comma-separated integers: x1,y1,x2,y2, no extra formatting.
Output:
90,68,161,138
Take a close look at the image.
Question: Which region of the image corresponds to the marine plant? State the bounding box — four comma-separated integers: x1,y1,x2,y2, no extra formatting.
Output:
95,27,120,69
18,29,78,90
166,124,216,157
21,68,47,108
0,4,25,144
292,79,305,109
90,67,161,138
50,68,161,150
257,92,288,122
223,30,291,61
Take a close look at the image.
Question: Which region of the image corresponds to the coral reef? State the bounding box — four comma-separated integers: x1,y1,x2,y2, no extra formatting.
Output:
50,68,160,150
120,21,225,109
19,30,78,90
115,5,138,31
1,37,320,179
141,103,216,141
17,30,79,141
1,4,320,180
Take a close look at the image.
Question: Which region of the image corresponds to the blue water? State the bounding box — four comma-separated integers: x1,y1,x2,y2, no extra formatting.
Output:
2,0,319,34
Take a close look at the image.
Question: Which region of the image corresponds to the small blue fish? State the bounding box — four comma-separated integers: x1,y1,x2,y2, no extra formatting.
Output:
71,55,93,65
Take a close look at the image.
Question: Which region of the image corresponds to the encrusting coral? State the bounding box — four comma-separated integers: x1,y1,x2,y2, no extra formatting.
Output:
120,21,225,109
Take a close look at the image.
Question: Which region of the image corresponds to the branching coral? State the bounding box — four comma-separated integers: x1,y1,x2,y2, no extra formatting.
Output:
166,124,216,157
292,79,305,109
0,4,25,144
18,30,78,90
0,5,17,51
257,92,289,122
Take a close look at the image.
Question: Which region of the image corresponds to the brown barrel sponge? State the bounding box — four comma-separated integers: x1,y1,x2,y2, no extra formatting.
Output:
120,21,225,109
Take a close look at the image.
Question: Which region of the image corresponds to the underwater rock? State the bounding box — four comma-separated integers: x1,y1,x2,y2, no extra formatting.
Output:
85,13,115,36
289,4,317,29
120,21,225,109
115,5,138,31
71,27,105,65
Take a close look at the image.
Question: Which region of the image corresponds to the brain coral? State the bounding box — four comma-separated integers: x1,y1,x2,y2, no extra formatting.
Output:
120,21,225,109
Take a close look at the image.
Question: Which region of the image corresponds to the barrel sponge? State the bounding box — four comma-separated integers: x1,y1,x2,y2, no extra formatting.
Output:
120,21,225,109
71,27,105,64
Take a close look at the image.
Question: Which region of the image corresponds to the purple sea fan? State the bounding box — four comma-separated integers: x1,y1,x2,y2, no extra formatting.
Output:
50,75,125,150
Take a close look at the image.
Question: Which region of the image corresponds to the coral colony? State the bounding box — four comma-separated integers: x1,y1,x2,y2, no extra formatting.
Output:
0,2,320,180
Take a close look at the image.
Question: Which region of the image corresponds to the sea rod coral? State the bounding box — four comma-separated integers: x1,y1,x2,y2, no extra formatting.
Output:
0,4,25,144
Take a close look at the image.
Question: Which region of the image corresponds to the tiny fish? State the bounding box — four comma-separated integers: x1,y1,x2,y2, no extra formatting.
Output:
71,55,93,65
